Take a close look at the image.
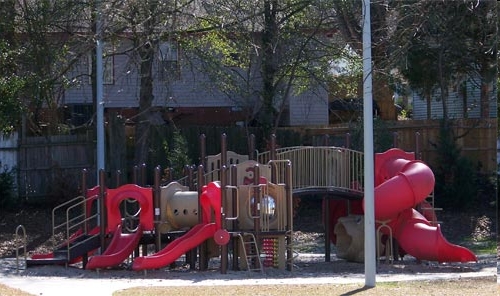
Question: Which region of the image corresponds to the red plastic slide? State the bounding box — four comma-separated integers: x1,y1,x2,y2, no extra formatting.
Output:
386,208,477,262
372,148,476,262
86,224,143,270
132,181,222,271
132,223,217,271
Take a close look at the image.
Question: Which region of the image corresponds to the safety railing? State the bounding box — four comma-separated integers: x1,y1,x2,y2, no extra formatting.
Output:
258,146,364,194
177,146,365,195
51,195,99,262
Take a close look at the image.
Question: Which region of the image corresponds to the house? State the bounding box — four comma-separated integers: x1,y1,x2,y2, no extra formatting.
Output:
62,38,330,129
410,77,497,120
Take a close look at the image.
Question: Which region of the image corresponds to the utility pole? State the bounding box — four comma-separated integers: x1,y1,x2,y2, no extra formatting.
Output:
362,0,376,287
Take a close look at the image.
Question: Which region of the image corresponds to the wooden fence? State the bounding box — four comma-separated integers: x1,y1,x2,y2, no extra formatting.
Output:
302,118,498,174
4,118,497,203
17,134,95,202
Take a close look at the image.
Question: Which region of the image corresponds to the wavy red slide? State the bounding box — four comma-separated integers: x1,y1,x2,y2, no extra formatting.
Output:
132,181,221,271
132,223,217,271
388,208,477,262
86,224,143,270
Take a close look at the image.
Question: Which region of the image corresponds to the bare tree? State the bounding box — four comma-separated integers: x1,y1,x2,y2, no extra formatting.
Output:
7,0,93,135
183,0,346,137
332,0,396,120
101,0,195,165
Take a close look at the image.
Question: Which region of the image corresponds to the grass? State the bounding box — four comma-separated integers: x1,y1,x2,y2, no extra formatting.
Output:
110,277,498,296
1,277,496,296
464,238,497,255
0,284,34,296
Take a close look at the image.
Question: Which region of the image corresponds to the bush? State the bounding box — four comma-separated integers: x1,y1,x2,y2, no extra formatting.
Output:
433,120,480,210
0,165,17,210
163,129,192,180
348,117,394,152
46,165,80,206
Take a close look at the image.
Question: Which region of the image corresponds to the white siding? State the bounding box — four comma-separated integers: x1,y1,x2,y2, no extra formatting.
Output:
412,78,497,119
289,87,329,126
0,132,18,171
62,41,330,126
64,52,140,108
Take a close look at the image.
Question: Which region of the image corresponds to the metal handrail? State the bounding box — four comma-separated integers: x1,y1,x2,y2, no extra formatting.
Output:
246,183,267,220
47,194,99,262
259,146,364,195
15,225,27,273
224,185,239,221
180,146,365,197
52,195,86,246
62,199,100,261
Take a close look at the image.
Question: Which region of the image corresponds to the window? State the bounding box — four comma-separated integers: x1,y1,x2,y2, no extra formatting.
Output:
88,43,115,85
68,104,93,126
158,41,180,80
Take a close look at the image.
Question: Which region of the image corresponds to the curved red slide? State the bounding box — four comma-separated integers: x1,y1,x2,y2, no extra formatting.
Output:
387,208,476,262
372,148,476,262
86,224,143,270
132,223,217,271
132,181,222,271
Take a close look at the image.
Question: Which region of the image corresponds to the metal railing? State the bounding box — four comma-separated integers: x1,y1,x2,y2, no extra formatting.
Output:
51,195,99,261
15,225,27,273
177,146,365,195
258,146,364,194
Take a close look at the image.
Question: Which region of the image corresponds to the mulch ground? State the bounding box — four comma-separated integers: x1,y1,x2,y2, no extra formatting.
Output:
0,197,496,276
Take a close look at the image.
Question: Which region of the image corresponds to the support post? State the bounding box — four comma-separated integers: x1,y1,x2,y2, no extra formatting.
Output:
154,166,161,252
99,169,107,252
220,165,228,274
249,134,256,161
230,164,239,271
197,164,208,271
200,134,206,169
285,161,293,271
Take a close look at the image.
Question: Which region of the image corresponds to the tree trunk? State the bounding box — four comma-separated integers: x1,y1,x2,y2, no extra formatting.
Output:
425,89,431,120
479,58,495,118
438,50,448,120
260,0,278,136
373,76,395,120
134,44,154,166
108,113,127,184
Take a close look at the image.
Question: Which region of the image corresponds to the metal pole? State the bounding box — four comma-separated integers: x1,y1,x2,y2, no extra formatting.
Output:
96,4,105,182
96,1,105,232
249,134,256,160
362,0,376,287
220,165,228,274
154,166,161,252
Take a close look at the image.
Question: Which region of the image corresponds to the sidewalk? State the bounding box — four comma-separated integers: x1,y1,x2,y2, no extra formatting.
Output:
0,254,496,296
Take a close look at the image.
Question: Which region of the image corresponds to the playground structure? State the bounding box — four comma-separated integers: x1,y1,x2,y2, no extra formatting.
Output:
23,132,477,274
26,134,294,273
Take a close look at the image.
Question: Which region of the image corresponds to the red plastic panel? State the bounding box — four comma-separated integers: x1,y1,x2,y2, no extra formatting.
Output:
105,184,154,232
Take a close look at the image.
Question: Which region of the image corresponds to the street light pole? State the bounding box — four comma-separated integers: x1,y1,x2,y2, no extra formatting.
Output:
96,3,105,183
362,0,376,287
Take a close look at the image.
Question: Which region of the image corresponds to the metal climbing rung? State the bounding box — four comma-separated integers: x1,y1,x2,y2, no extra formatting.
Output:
237,233,263,273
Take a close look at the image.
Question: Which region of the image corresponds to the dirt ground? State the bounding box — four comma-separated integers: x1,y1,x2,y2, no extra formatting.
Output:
0,198,495,257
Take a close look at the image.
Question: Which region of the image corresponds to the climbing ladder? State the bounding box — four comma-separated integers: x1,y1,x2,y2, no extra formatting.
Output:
236,233,263,273
418,191,442,226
